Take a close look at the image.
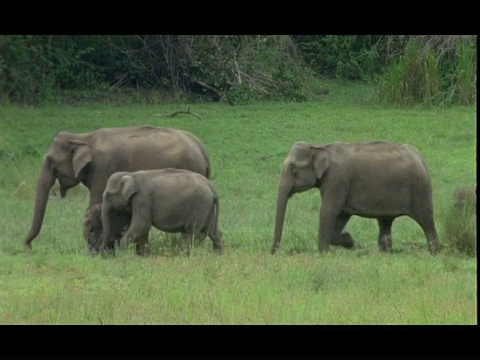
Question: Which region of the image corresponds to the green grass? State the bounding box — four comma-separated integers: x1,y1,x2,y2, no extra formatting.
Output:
0,82,476,324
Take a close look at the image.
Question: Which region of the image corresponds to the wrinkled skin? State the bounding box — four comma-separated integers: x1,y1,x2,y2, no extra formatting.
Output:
99,169,224,256
24,126,211,252
83,204,131,253
453,187,476,211
271,141,440,254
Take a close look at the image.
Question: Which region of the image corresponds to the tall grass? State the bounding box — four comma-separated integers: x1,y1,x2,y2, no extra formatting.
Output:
455,40,477,104
376,36,477,106
0,82,476,324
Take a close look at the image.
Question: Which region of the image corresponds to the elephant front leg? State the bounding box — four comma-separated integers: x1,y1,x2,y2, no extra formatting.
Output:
135,233,149,256
119,213,151,256
377,218,394,253
111,212,131,244
120,227,149,256
319,206,341,252
330,213,354,249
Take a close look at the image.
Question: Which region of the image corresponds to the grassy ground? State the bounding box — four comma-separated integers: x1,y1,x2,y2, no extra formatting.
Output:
0,82,476,324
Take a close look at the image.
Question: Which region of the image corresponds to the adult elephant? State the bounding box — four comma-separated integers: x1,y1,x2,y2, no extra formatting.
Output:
24,125,211,251
271,141,440,255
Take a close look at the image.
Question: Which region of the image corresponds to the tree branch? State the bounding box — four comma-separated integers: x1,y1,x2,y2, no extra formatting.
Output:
154,107,202,121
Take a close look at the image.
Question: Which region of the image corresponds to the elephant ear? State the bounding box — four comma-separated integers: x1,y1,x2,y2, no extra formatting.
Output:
120,175,138,202
311,145,329,180
70,140,93,178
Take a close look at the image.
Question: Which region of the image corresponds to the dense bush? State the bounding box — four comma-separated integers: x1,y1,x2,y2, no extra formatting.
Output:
291,35,384,80
0,35,105,103
0,35,318,104
0,35,476,105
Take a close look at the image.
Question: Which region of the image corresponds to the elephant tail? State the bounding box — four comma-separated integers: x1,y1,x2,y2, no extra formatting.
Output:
185,131,211,179
202,145,211,180
208,187,223,254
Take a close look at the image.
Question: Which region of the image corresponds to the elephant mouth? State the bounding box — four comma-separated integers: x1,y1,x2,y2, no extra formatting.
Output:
59,181,78,198
291,184,311,195
59,185,69,198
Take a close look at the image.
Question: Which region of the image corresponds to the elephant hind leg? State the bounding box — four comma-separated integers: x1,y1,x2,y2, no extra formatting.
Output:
411,212,440,254
209,230,224,255
377,218,394,253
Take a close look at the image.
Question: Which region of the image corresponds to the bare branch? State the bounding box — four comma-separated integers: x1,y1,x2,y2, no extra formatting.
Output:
154,107,202,121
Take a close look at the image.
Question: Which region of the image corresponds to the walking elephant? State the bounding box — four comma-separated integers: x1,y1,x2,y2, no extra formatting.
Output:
97,169,224,256
24,126,211,252
271,141,440,254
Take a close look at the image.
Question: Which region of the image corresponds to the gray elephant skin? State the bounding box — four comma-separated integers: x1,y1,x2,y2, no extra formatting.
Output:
24,126,211,252
271,141,440,254
98,168,224,256
83,203,131,251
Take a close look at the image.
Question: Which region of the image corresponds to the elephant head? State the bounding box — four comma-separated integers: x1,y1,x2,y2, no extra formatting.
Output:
99,172,137,252
271,141,329,254
85,202,131,255
25,132,93,248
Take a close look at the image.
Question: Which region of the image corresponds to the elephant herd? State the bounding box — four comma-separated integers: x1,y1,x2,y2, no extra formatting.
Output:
23,124,474,257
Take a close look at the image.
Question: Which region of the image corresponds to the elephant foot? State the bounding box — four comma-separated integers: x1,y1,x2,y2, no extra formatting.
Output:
331,231,355,249
270,243,280,255
428,240,441,255
135,243,148,256
213,243,224,255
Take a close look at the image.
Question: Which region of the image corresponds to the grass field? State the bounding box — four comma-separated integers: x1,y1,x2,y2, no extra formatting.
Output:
0,82,476,324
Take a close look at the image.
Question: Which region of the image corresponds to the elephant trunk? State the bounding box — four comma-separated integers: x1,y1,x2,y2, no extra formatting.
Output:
271,176,292,255
24,159,56,248
99,200,113,253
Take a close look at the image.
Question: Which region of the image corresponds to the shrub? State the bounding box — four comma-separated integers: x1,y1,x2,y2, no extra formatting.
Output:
442,203,476,256
291,35,383,80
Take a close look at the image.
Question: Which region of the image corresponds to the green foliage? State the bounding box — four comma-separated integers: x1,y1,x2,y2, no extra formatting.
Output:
375,36,477,106
184,35,315,104
0,35,106,104
0,82,476,324
292,35,383,80
454,40,477,104
0,35,378,105
1,35,476,106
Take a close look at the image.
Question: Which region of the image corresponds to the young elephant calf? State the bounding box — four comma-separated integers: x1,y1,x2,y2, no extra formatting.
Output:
98,168,224,256
83,203,131,254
